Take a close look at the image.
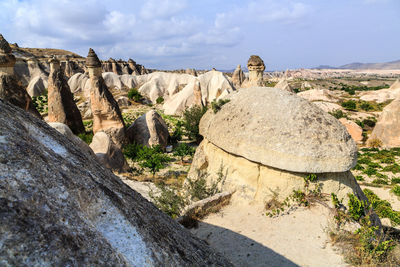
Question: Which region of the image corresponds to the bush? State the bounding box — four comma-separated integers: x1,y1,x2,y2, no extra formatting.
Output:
341,100,357,110
140,153,170,176
329,109,347,119
127,88,142,102
368,138,382,148
183,105,208,143
150,183,185,218
123,143,143,160
211,99,230,113
348,193,365,221
383,163,400,174
364,189,400,226
372,179,389,185
391,177,400,184
170,121,183,144
363,118,376,128
156,96,164,104
363,167,377,177
173,143,195,162
391,185,400,197
360,102,374,111
32,93,48,113
78,132,93,144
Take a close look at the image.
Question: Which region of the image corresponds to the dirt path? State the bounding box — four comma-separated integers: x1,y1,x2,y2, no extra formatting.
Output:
190,202,347,267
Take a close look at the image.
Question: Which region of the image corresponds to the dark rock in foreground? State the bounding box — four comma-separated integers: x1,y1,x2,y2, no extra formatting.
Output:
0,100,232,266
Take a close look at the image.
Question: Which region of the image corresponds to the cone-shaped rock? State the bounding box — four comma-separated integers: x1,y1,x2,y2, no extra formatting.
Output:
86,48,126,147
0,34,40,117
47,56,84,134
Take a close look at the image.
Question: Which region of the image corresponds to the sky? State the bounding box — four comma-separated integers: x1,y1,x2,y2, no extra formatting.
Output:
0,0,399,70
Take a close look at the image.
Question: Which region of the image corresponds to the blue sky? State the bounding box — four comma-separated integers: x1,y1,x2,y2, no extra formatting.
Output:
0,0,399,70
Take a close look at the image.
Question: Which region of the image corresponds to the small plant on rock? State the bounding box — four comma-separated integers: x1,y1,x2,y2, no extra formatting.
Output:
211,99,230,113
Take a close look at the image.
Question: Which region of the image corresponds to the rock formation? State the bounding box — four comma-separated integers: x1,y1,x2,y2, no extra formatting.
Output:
242,55,265,87
231,65,245,88
86,48,126,147
274,78,294,92
185,68,197,76
0,34,40,118
127,110,170,149
110,58,118,74
140,65,148,75
47,56,84,134
189,87,363,204
0,100,232,266
368,97,400,147
128,58,140,75
90,131,128,172
339,118,363,144
64,56,74,78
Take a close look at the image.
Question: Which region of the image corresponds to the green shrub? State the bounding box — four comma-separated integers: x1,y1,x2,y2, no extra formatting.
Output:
329,109,347,119
367,162,382,169
170,121,183,144
391,177,400,184
364,189,400,226
348,193,366,221
77,132,93,144
341,100,357,110
372,179,389,185
123,143,143,160
391,185,400,197
363,118,376,128
353,164,364,170
183,105,208,143
186,165,226,202
140,153,169,176
156,96,164,104
360,101,374,111
173,143,195,162
32,93,48,113
355,175,365,181
127,88,142,102
150,184,185,218
383,163,400,174
211,99,230,113
363,167,377,177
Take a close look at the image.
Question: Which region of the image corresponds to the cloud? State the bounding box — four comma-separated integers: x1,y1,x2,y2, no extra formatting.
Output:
0,0,311,69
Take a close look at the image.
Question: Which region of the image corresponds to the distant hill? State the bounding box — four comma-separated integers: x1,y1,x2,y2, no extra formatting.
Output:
315,59,400,70
9,44,83,60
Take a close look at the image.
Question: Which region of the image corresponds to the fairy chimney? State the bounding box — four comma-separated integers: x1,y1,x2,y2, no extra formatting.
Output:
232,64,245,87
47,56,84,134
247,55,265,84
0,34,40,117
128,59,140,75
86,48,126,147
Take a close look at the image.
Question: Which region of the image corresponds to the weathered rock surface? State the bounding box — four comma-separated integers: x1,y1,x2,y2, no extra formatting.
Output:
103,72,122,90
0,100,232,266
90,131,128,172
86,48,126,147
48,122,93,156
312,101,343,113
359,80,400,103
127,110,169,149
368,97,400,147
189,139,363,205
339,118,363,144
68,73,90,95
0,34,40,118
199,87,357,173
116,96,132,107
47,57,84,134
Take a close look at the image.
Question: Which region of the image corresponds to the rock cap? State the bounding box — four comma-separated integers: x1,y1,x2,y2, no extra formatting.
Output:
86,48,101,68
247,55,265,68
199,87,357,173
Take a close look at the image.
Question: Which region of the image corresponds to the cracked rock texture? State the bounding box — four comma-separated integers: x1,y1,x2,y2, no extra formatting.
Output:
0,100,232,267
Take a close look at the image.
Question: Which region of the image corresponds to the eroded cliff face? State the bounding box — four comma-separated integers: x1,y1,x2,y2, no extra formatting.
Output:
0,100,232,267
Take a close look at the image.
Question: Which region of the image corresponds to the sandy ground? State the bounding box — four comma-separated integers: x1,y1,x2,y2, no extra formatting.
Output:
190,202,347,267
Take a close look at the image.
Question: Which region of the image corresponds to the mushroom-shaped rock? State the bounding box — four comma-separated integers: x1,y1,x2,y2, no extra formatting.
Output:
190,87,362,205
127,110,169,149
242,55,265,87
199,87,357,173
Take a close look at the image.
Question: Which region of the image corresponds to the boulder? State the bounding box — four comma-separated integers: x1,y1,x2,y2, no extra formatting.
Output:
274,79,293,92
26,75,48,97
0,100,231,266
68,73,90,95
89,132,128,172
102,72,122,90
48,122,93,156
368,98,400,147
339,118,363,144
116,96,131,107
127,110,169,149
199,87,357,173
